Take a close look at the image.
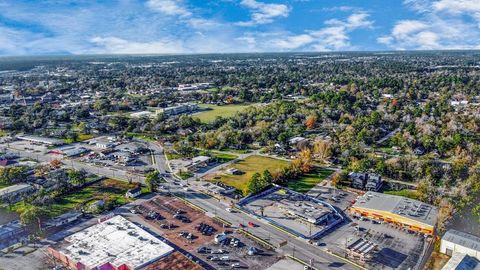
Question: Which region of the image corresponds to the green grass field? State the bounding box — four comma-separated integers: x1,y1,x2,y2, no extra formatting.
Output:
209,155,290,194
287,168,334,193
210,151,238,162
11,179,137,217
384,189,419,200
0,183,11,189
194,104,252,122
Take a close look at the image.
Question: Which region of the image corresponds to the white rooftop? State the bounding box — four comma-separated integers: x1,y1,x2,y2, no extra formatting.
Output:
442,253,480,270
353,191,438,227
0,184,33,197
62,215,173,269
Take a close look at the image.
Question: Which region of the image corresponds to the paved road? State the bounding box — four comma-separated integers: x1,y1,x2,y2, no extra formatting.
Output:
144,141,169,174
8,143,359,269
6,146,146,184
376,127,400,144
169,188,359,270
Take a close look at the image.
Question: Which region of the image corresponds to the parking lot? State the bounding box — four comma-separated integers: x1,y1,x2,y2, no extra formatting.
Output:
239,187,343,239
196,231,280,270
134,195,224,252
134,195,281,269
307,187,357,211
321,214,427,270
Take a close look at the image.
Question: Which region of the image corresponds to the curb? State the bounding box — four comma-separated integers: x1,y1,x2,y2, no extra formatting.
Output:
286,255,319,270
237,228,275,250
173,195,207,213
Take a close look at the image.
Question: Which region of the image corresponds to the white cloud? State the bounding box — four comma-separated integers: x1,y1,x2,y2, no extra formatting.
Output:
272,34,314,49
236,0,290,26
146,0,192,17
431,0,480,14
89,36,186,54
247,12,374,51
380,1,480,50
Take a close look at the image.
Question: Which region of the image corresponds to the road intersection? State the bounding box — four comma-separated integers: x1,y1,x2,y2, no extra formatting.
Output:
5,141,361,270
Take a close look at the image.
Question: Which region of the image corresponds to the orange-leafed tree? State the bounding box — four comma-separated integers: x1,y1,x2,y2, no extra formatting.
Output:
50,159,62,169
305,115,317,130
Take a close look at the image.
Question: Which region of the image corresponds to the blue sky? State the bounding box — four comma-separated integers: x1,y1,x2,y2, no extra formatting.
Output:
0,0,479,55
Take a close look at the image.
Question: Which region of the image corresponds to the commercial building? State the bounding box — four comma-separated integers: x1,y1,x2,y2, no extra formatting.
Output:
238,186,343,239
16,135,64,146
441,230,480,259
157,103,198,116
441,253,480,270
209,182,237,195
351,191,438,235
48,215,174,270
346,238,377,262
177,83,213,91
0,184,35,203
130,111,154,118
44,211,83,228
0,220,25,242
186,156,211,171
50,147,89,157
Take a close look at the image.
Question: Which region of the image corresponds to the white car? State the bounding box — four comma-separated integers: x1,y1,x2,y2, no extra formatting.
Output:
226,208,234,213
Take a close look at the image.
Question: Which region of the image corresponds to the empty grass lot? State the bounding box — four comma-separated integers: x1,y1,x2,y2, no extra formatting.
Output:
11,179,137,217
287,168,334,193
384,189,419,200
194,104,252,122
209,155,289,194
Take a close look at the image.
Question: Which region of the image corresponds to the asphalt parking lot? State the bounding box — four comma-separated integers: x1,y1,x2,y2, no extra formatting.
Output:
135,195,280,269
320,215,426,270
197,231,280,270
307,187,357,211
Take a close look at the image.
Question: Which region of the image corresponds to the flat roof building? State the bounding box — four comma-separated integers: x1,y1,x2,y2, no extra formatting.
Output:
0,184,35,203
16,135,64,146
441,230,480,259
442,253,480,270
351,191,438,235
0,220,25,242
48,215,174,270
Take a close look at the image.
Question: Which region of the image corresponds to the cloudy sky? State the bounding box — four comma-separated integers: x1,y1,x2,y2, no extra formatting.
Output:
0,0,480,55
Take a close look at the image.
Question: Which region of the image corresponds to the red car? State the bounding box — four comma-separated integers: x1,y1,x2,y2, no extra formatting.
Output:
238,223,245,228
248,222,256,228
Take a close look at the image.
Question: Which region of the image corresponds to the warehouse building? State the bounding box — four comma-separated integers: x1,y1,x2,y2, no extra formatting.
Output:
440,229,480,259
351,191,438,235
48,215,174,270
441,253,480,270
0,184,35,203
16,135,64,146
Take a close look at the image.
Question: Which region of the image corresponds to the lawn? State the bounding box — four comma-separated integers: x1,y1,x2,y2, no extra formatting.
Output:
384,189,419,200
178,171,194,180
126,132,156,142
286,168,334,193
194,104,252,122
11,179,137,217
77,133,94,141
0,183,12,189
209,151,238,162
208,155,290,194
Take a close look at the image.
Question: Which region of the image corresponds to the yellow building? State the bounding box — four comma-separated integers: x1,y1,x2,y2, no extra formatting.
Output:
351,191,438,235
